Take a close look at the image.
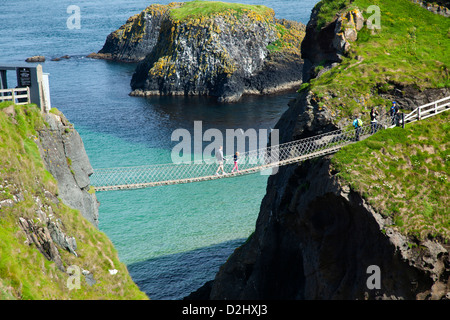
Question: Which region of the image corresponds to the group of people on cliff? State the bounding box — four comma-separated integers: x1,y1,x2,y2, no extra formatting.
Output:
353,101,401,141
212,102,402,176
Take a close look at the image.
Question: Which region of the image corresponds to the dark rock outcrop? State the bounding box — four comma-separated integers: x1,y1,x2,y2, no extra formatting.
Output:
193,3,450,300
378,84,450,111
36,111,99,227
92,3,177,62
410,0,450,17
130,14,304,102
18,207,78,272
204,83,450,301
301,7,364,82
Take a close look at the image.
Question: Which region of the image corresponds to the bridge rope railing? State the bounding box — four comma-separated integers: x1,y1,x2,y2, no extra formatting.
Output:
90,119,389,190
90,96,450,191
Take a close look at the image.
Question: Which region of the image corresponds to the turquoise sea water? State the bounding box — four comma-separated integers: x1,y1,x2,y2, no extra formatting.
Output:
0,0,319,299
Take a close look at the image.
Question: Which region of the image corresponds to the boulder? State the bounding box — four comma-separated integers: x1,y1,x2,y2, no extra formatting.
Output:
1,105,16,117
25,55,45,62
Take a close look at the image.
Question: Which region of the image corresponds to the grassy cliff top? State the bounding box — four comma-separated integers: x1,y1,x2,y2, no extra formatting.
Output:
303,0,450,125
0,102,147,299
168,0,275,22
332,112,449,243
112,1,304,58
314,0,351,30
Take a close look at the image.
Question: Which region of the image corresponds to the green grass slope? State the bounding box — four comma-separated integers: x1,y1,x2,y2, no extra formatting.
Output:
332,112,449,242
0,102,147,300
309,0,450,243
304,0,450,124
169,0,274,21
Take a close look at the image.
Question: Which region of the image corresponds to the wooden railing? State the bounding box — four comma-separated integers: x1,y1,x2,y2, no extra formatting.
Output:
0,87,30,105
403,96,450,124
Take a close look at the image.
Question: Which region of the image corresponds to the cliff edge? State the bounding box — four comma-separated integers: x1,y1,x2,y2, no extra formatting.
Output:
0,102,147,299
189,0,450,300
37,109,99,227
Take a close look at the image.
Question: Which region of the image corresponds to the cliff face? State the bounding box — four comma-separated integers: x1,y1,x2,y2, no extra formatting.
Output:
0,103,146,299
36,111,99,227
205,91,449,300
93,3,177,62
92,1,305,103
301,6,364,82
192,1,450,300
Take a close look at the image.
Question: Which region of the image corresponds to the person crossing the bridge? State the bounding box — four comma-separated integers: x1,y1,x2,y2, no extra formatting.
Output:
215,146,226,176
231,151,240,173
353,114,363,141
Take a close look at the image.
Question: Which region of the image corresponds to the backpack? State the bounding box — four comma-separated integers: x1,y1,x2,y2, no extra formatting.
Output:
357,118,363,127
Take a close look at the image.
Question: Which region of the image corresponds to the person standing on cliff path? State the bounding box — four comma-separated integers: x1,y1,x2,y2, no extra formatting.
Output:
390,101,399,126
353,114,363,141
370,107,379,134
215,146,226,176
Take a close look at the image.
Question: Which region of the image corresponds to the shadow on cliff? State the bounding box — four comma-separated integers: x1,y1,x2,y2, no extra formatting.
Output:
127,238,247,300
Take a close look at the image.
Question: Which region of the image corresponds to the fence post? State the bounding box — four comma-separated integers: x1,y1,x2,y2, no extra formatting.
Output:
417,107,421,121
401,113,405,128
11,89,15,104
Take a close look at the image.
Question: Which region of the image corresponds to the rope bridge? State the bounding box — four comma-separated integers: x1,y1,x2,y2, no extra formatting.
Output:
91,120,383,191
90,96,449,192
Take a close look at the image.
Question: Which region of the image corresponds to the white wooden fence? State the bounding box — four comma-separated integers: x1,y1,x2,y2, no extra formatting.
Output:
0,87,30,105
403,96,450,124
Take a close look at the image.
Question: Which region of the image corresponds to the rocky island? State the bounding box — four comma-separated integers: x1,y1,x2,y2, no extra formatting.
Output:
89,1,306,102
